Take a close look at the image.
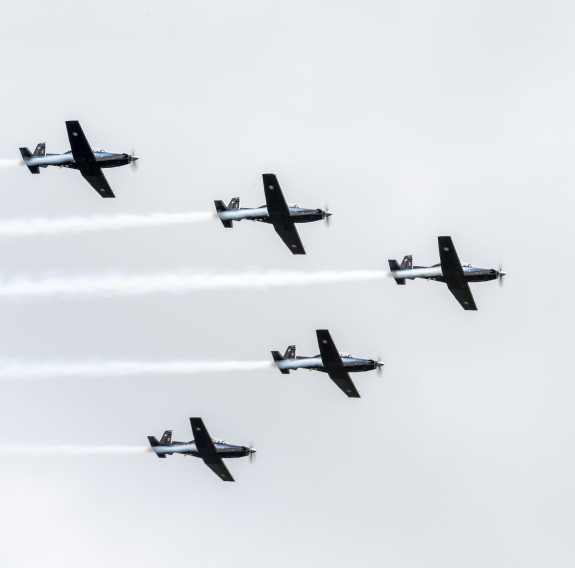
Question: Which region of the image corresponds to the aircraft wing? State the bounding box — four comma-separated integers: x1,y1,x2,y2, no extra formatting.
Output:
263,173,305,255
203,459,235,482
316,329,361,398
326,369,361,398
274,223,305,255
190,417,235,482
438,236,477,311
80,171,115,198
65,120,115,198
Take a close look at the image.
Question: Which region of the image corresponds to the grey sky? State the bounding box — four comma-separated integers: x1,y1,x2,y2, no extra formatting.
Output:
0,1,573,566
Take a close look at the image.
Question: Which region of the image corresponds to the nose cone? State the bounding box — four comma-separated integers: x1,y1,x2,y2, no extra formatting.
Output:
377,361,384,368
249,447,257,455
499,271,506,277
325,211,332,217
131,155,139,162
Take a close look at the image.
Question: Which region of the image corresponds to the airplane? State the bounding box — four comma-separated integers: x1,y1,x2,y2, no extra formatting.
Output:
19,120,138,198
388,236,505,311
148,417,256,482
214,173,331,255
271,329,383,398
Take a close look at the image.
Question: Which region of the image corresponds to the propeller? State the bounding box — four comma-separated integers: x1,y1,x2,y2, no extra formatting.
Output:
130,149,139,170
499,264,506,288
324,204,332,227
376,357,384,376
248,443,257,463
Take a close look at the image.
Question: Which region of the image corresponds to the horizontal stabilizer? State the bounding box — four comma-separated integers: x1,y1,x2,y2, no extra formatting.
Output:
271,351,290,374
19,147,40,174
214,200,233,228
214,200,227,213
388,259,406,285
147,436,166,458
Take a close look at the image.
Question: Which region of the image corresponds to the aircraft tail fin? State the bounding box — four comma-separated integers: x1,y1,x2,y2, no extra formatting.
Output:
19,147,40,174
400,255,412,269
33,143,46,157
271,350,290,374
147,435,167,458
388,258,406,285
214,199,233,228
284,345,296,359
159,430,172,445
227,197,240,210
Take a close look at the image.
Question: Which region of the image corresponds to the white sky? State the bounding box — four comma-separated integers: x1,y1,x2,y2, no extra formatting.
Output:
0,1,574,567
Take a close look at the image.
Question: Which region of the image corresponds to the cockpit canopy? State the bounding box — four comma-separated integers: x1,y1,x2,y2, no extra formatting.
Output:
212,438,225,444
339,352,352,358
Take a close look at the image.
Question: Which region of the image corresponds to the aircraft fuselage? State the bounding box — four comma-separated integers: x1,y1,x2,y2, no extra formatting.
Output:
275,355,381,373
150,441,252,459
217,205,326,224
392,265,499,283
24,151,134,170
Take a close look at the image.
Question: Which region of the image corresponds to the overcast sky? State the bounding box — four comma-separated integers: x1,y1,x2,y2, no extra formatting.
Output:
0,1,574,567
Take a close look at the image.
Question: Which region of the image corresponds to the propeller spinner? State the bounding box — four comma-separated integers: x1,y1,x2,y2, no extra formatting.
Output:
324,204,332,226
499,265,506,287
130,149,139,170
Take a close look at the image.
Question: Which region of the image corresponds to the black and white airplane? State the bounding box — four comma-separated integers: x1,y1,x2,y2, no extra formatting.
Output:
19,121,138,198
388,236,505,311
215,173,331,255
271,329,383,398
148,417,256,482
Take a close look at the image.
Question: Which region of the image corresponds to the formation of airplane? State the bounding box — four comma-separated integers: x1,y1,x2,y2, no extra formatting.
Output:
272,329,383,398
389,236,505,311
14,122,508,482
215,173,331,255
148,417,255,482
19,121,138,198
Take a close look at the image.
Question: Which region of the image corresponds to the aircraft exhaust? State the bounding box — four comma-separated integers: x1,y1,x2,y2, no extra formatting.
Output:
0,445,151,456
0,359,274,381
0,269,391,301
0,159,25,170
0,211,217,238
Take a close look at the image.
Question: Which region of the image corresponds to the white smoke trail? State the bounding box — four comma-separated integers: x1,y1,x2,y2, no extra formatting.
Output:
0,269,390,300
0,159,24,170
0,359,274,380
0,445,151,456
0,211,217,238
